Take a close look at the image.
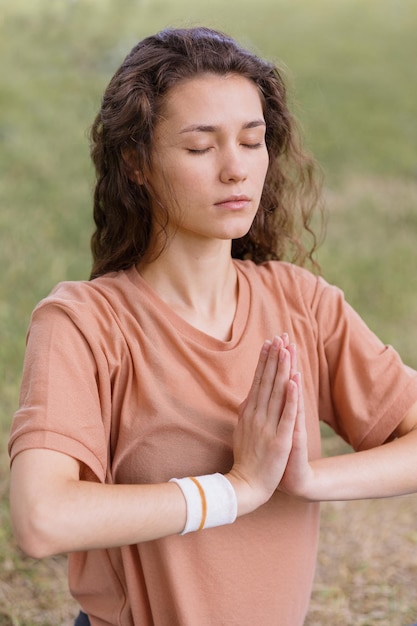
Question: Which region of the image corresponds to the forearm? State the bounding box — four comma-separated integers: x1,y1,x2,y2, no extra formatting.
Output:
304,429,417,502
10,449,264,558
11,475,187,558
10,448,191,557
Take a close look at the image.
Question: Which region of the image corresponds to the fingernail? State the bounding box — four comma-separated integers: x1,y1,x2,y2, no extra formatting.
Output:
272,335,281,349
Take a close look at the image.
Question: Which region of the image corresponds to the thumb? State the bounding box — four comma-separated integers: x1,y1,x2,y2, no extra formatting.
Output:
237,397,249,421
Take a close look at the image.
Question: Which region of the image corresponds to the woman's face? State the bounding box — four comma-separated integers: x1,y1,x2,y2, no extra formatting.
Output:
144,73,269,247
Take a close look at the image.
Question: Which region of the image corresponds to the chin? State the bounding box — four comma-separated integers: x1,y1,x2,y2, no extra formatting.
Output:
226,226,253,241
219,221,254,241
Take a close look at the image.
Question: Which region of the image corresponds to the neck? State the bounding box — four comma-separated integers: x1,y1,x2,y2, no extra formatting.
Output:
137,238,238,340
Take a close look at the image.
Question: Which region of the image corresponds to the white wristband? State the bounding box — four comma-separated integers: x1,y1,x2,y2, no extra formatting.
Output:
169,473,237,535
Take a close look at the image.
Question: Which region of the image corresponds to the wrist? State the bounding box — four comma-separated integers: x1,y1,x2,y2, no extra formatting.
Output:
280,461,319,502
225,469,269,517
169,473,237,534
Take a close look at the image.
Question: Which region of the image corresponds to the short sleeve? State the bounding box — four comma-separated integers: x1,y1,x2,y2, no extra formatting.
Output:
314,278,417,451
8,301,110,482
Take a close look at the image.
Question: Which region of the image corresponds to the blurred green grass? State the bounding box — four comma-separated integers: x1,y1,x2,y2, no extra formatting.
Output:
1,0,416,622
2,0,416,430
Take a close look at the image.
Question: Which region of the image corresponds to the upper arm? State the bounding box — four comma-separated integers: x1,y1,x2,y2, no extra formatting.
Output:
9,448,81,552
9,301,109,482
393,399,417,438
10,447,81,502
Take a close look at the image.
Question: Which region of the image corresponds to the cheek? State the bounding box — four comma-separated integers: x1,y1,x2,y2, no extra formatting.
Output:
173,165,207,199
148,163,183,203
263,150,270,172
256,154,270,188
152,165,202,214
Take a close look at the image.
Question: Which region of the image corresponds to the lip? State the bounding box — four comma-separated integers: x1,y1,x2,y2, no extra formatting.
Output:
214,194,251,210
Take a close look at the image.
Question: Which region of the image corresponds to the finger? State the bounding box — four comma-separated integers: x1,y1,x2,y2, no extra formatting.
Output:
292,371,306,438
255,336,284,413
275,378,298,438
267,346,291,423
288,342,298,378
280,332,289,348
243,339,272,415
237,397,248,422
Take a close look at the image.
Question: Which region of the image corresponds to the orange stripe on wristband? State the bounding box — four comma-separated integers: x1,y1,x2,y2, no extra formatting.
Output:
189,476,207,530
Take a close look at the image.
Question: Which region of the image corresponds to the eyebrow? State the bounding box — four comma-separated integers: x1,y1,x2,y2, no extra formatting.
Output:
179,119,266,134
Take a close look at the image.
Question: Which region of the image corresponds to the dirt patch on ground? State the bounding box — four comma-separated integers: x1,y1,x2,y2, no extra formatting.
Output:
307,495,417,625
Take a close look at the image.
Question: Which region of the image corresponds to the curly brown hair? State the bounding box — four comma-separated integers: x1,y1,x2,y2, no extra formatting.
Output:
89,26,324,279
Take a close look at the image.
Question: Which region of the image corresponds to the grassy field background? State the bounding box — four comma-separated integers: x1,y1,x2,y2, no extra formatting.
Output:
1,0,417,623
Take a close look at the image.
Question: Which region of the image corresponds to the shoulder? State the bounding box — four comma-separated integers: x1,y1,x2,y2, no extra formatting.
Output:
31,269,136,331
234,259,336,309
46,269,127,302
234,258,318,286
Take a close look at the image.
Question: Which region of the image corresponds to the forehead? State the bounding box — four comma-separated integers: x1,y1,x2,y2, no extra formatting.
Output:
157,73,264,128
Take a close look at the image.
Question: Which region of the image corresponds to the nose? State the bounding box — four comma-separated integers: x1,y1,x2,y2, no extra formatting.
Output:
219,146,248,184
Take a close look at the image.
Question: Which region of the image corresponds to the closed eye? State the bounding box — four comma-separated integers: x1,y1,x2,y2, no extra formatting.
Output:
187,142,264,154
243,142,264,149
187,148,211,155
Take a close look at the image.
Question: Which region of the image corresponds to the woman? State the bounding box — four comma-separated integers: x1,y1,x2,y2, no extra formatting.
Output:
8,27,417,626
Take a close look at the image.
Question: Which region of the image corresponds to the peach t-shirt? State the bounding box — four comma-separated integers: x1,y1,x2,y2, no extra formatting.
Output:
9,260,417,625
